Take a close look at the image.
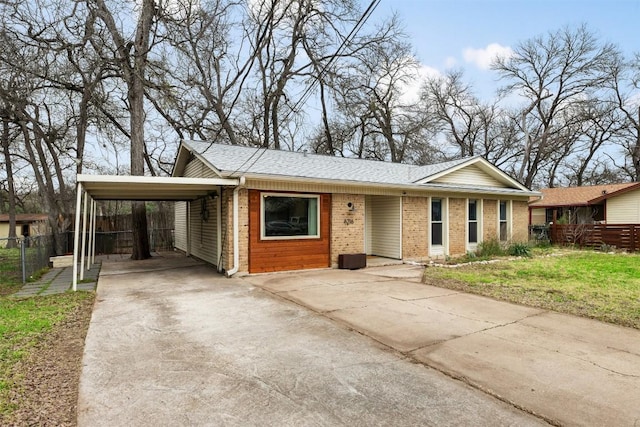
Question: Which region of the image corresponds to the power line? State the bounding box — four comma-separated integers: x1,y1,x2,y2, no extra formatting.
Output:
230,0,382,176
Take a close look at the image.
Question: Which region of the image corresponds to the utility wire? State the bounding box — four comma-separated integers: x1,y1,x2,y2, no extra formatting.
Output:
229,0,382,177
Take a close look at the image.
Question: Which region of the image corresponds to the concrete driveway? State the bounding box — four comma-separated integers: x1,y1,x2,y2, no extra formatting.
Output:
77,255,546,426
245,264,640,427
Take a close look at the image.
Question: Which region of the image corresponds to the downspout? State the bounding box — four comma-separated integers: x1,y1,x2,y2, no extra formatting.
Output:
225,176,245,277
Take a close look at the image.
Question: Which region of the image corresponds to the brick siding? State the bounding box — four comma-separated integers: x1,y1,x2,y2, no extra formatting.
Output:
402,196,428,260
330,194,365,267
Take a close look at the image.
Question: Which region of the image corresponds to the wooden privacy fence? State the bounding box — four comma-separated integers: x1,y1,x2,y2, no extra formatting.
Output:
550,224,640,252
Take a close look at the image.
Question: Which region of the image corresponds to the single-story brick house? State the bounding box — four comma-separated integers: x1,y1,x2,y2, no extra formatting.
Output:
172,141,537,275
529,183,640,225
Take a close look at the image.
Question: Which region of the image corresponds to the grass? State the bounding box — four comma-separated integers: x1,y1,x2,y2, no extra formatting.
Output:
0,249,23,292
423,250,640,329
0,292,93,415
0,249,94,416
0,248,48,296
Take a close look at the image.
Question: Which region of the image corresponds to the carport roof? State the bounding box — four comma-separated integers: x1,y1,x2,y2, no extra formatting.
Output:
77,174,239,201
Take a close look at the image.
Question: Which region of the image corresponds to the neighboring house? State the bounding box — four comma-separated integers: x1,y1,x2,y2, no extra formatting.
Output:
172,141,538,274
529,183,640,225
0,214,49,247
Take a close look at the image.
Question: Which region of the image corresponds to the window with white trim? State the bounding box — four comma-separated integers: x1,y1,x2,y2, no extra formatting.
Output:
499,200,509,241
468,199,478,244
431,198,443,246
261,193,320,239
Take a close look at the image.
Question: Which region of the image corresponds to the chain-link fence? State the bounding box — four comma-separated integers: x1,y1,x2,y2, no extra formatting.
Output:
0,235,56,284
1,229,174,285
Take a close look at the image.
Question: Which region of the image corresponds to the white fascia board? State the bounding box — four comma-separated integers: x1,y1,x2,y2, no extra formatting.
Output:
180,141,224,178
237,172,540,197
417,157,530,192
414,157,479,184
77,174,239,186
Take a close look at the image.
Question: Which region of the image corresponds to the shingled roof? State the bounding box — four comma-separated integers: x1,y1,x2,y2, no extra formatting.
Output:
179,141,534,196
183,141,471,185
529,183,638,208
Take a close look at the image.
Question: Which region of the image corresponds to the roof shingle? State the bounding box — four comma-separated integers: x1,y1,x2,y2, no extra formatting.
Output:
529,183,637,207
185,141,474,186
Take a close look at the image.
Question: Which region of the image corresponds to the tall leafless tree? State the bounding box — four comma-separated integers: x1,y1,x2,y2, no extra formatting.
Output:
493,24,620,187
90,0,161,259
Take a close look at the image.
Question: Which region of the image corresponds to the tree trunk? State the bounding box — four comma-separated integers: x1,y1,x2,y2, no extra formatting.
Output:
128,0,153,260
1,116,17,248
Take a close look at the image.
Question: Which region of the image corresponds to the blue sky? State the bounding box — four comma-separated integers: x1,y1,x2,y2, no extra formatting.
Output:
369,0,640,100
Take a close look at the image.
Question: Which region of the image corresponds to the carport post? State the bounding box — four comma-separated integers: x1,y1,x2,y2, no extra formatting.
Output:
91,199,97,266
72,183,84,291
87,199,95,270
80,192,89,281
186,202,191,256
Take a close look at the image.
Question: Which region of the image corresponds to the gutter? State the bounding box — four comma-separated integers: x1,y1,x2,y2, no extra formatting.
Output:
225,176,245,277
230,172,541,198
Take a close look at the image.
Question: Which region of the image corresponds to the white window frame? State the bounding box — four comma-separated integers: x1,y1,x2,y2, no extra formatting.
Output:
498,200,512,242
260,192,321,240
467,198,482,250
429,197,448,256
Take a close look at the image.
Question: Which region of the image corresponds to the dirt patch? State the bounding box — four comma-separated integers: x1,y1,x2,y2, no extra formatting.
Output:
2,295,95,426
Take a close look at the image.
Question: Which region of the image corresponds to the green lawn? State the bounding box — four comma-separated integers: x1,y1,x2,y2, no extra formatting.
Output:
0,248,48,296
0,249,23,293
0,250,94,417
423,250,640,329
0,293,93,416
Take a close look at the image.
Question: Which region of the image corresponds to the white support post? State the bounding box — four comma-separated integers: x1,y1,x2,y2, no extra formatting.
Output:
80,192,89,281
91,199,97,265
72,183,83,291
216,188,222,272
87,198,95,271
186,201,191,256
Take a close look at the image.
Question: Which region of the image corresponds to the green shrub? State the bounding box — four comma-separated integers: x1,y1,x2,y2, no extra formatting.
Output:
476,238,505,257
509,242,532,257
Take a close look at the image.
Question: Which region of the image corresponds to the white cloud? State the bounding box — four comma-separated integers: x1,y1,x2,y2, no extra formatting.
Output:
463,43,513,70
398,64,442,105
444,56,457,68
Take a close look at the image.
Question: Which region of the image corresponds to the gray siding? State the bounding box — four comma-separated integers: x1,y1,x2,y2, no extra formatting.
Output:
188,197,219,265
174,201,188,252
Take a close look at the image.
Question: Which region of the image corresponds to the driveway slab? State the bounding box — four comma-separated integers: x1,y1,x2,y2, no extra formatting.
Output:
245,264,640,427
78,256,545,426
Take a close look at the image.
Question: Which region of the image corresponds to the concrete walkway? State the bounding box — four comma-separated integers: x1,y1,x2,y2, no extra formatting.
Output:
13,263,100,297
78,256,546,426
244,265,640,427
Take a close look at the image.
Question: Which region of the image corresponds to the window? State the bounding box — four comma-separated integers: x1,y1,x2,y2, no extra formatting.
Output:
499,200,509,241
261,193,319,239
431,198,443,246
468,199,478,244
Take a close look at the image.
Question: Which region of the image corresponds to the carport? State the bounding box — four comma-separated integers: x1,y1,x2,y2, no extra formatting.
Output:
71,174,240,290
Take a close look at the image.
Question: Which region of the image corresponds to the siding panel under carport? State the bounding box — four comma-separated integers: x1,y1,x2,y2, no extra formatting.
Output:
176,157,220,267
188,197,219,266
366,195,401,259
174,201,187,252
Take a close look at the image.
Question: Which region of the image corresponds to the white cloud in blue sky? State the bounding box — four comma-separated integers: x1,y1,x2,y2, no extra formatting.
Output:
369,0,639,100
462,43,513,70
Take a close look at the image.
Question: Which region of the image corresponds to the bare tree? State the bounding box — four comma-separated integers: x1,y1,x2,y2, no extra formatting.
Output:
493,24,620,188
419,69,512,164
331,15,422,162
564,99,622,185
90,0,160,259
605,51,640,181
